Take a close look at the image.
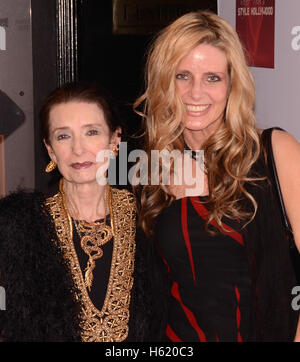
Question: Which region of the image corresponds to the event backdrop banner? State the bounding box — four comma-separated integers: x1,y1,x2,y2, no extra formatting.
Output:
219,0,300,141
236,0,275,68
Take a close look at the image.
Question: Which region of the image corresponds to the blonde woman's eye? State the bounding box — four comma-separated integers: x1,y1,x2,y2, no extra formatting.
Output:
207,74,221,82
87,129,100,136
176,73,189,80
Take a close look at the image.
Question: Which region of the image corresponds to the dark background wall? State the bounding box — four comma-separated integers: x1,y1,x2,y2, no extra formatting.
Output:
32,0,58,194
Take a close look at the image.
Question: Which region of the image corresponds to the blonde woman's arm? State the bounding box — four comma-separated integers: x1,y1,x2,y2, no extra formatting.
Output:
272,129,300,342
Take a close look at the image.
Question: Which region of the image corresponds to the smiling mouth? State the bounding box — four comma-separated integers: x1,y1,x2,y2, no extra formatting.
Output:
71,161,94,170
185,104,210,112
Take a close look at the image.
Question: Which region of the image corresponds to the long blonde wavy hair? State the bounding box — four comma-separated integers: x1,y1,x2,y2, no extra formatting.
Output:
134,11,262,237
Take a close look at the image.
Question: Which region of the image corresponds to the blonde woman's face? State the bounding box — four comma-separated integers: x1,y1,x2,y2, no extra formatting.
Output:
175,43,229,137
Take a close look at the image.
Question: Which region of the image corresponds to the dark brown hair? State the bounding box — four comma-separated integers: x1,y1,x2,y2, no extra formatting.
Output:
40,82,123,145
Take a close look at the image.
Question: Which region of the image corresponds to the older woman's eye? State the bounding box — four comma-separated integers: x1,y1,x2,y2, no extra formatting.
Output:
56,134,70,141
87,129,100,136
207,74,221,82
176,73,189,80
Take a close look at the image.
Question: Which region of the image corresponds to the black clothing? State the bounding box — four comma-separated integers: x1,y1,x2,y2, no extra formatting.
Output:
0,191,146,342
0,191,82,341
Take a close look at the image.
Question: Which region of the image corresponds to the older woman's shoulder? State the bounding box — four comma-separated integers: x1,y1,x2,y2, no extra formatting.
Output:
0,190,45,217
111,187,135,203
110,187,136,216
0,190,48,253
0,191,47,246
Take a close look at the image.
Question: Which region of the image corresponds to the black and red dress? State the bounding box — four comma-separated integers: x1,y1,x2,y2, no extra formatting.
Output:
150,141,298,342
155,196,251,342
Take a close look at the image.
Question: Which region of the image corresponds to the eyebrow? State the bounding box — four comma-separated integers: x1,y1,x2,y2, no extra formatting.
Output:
82,123,104,129
52,123,104,133
177,69,227,75
205,71,227,75
52,126,69,133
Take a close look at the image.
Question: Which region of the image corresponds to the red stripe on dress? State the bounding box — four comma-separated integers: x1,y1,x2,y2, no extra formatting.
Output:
190,197,244,246
166,324,182,342
155,243,171,274
181,198,197,284
235,285,243,342
171,281,207,342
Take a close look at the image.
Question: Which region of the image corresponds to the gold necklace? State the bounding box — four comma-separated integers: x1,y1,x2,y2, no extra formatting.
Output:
59,179,114,291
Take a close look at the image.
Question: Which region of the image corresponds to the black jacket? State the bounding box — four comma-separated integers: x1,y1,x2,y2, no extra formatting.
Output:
0,191,150,342
0,191,82,341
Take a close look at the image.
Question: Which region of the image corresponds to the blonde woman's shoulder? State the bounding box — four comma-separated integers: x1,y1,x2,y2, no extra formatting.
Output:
271,128,300,149
270,128,300,251
261,127,300,176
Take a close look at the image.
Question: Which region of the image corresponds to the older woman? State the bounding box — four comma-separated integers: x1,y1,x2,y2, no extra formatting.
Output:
135,11,300,341
0,82,139,342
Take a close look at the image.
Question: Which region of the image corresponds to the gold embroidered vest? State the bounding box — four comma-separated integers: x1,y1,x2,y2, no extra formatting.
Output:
45,187,136,342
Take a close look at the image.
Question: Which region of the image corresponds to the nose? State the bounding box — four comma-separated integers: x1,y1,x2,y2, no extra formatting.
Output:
72,136,84,155
190,79,204,101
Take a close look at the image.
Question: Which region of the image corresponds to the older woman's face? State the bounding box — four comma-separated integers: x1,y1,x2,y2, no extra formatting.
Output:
45,101,119,185
175,43,229,137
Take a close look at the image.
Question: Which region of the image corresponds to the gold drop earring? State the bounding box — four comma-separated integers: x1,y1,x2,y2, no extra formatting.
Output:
45,160,57,173
110,146,118,159
112,146,118,157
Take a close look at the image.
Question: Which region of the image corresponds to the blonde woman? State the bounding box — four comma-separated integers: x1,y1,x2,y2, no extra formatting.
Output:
135,11,300,341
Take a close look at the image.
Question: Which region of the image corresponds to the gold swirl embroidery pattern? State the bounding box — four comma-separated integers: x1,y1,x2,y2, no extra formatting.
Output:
74,219,113,291
45,187,136,342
